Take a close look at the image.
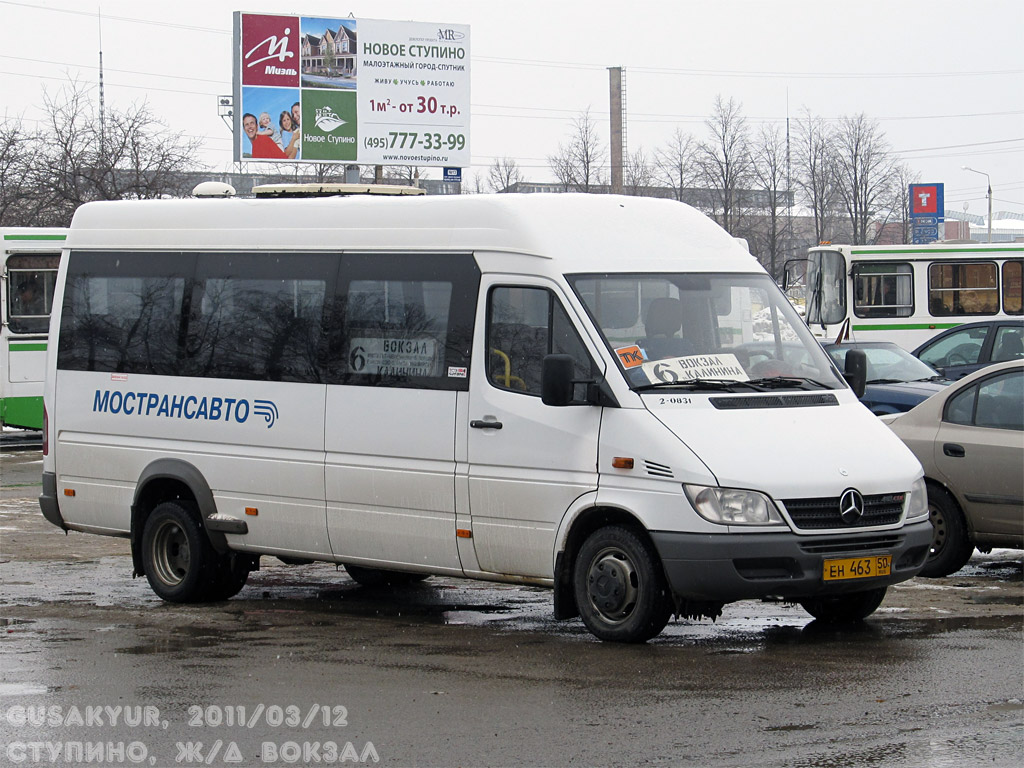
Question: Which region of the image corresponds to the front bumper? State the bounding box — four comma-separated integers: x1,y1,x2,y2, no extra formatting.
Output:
651,520,932,603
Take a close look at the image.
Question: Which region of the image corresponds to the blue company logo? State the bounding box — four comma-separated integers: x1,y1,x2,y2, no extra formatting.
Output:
92,390,279,429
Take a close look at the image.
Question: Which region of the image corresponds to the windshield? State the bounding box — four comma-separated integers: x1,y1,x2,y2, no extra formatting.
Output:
569,272,846,393
805,249,846,325
825,343,943,384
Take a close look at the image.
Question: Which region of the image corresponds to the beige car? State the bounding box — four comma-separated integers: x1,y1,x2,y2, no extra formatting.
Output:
884,359,1023,577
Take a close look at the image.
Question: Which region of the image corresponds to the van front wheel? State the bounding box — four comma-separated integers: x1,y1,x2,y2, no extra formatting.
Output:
141,500,215,603
573,526,672,643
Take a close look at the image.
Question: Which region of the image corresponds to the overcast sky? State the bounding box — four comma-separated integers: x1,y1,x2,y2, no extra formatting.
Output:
2,0,1022,215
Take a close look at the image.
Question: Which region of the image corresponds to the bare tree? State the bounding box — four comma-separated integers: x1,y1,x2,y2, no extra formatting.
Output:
883,162,920,244
547,108,605,193
487,156,524,192
749,123,789,280
695,96,752,234
794,110,842,245
623,148,655,196
832,113,899,245
24,80,205,225
654,128,698,202
0,115,44,225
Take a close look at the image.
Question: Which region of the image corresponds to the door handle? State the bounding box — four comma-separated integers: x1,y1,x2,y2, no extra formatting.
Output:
943,443,965,458
470,419,503,430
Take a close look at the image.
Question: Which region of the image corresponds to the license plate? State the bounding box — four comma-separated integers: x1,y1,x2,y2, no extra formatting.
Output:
823,555,892,582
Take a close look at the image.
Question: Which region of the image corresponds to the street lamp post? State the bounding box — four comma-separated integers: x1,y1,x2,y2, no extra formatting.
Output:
962,166,992,243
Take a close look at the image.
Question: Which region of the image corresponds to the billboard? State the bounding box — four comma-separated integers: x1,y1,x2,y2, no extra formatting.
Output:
233,12,470,167
909,183,944,244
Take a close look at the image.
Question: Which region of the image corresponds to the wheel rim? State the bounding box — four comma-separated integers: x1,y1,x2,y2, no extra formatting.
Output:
585,546,640,624
150,519,190,588
928,502,947,558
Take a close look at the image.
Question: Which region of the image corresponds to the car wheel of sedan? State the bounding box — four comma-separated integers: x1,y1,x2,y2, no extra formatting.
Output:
918,484,974,578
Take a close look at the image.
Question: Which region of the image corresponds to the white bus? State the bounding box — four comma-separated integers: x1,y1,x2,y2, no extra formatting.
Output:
1,228,67,430
41,191,932,643
795,243,1023,350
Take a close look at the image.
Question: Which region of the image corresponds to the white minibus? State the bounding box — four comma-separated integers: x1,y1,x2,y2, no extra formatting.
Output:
1,228,67,429
41,191,932,642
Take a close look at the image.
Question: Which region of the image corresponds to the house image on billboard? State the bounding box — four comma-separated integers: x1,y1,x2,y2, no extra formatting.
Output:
301,23,357,88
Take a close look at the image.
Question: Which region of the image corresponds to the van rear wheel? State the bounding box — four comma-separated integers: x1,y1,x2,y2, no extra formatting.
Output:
573,525,672,643
141,500,215,603
800,587,887,624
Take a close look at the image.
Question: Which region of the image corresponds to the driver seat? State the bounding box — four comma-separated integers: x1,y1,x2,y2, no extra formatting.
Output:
638,297,695,360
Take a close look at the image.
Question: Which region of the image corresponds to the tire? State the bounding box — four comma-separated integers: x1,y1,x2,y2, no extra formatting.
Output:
918,484,974,578
344,564,429,587
800,587,887,624
205,555,253,601
141,500,216,603
573,525,672,643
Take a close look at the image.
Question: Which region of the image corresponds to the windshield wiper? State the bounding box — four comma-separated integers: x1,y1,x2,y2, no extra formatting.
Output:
634,378,760,393
745,376,833,391
866,378,905,385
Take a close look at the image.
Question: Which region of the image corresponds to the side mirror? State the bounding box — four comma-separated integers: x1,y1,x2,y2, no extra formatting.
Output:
782,258,805,291
843,349,867,399
541,354,575,406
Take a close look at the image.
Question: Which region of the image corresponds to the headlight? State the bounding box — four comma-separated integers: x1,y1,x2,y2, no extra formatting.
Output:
905,477,929,522
684,485,785,526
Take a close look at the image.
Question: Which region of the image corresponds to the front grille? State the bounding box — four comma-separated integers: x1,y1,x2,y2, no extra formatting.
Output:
783,493,905,530
798,534,904,555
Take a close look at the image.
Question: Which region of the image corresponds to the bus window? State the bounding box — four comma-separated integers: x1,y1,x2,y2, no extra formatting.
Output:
928,262,999,316
853,262,913,318
5,254,59,334
1003,260,1023,314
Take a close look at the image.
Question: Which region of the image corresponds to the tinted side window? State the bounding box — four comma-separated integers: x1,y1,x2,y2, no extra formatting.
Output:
58,251,332,382
58,252,195,374
487,286,593,397
325,253,479,391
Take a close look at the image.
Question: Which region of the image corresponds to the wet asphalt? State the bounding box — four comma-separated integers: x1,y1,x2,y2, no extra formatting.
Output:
1,440,1022,767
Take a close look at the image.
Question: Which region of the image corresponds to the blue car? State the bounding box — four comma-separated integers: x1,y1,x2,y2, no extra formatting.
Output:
823,342,950,416
912,319,1024,380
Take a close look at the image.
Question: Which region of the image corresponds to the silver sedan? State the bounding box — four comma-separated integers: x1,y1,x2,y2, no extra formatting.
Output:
884,360,1023,577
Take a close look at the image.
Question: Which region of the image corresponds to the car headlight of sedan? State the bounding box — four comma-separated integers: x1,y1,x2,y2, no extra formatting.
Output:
905,477,929,522
684,485,785,526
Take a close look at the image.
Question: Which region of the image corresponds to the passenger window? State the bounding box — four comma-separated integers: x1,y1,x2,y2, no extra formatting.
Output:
944,371,1024,431
1003,261,1022,314
853,262,913,318
189,253,329,382
487,286,594,397
5,254,60,334
928,262,998,316
327,253,478,390
58,253,194,375
993,327,1024,362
